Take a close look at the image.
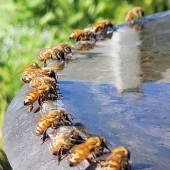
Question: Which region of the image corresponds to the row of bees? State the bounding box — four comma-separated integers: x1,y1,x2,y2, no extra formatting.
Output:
20,6,145,170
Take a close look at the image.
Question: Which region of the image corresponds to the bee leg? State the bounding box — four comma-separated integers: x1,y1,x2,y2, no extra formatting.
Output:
60,52,65,61
38,97,42,110
55,84,60,94
51,122,57,129
91,151,97,162
93,34,97,42
57,148,63,165
86,158,93,165
96,160,105,167
76,35,81,42
41,128,50,144
44,60,47,67
123,159,131,170
50,71,57,83
58,149,70,165
28,104,33,113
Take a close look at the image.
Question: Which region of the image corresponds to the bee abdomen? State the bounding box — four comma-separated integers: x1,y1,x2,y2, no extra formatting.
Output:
35,125,44,136
48,141,59,154
35,120,50,136
104,163,120,170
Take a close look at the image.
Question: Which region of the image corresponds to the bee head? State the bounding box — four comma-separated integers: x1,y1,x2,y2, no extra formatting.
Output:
22,77,31,83
133,7,145,18
64,46,72,53
99,137,111,152
57,51,65,61
69,32,75,39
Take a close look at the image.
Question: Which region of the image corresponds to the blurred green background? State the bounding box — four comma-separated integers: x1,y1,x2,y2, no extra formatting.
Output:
0,0,169,169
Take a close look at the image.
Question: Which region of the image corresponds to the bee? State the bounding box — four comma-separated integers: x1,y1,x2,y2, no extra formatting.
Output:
35,109,73,143
22,67,57,83
125,7,145,23
69,141,94,167
92,20,114,33
22,62,40,72
49,129,84,164
52,43,73,61
41,67,58,82
24,84,59,113
29,76,60,99
103,146,131,170
38,48,65,66
53,43,72,54
19,62,40,81
85,136,111,156
29,76,55,88
69,29,96,42
69,136,110,167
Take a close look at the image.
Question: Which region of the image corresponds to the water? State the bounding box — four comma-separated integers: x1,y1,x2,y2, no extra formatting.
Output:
56,12,170,170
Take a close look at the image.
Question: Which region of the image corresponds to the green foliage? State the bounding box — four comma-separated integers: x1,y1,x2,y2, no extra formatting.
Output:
0,0,169,169
0,149,12,170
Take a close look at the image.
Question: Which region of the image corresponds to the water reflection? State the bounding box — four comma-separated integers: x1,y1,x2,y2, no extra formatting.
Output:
127,20,145,32
110,25,142,93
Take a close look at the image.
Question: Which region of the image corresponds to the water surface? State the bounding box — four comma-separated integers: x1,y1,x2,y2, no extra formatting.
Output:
56,12,170,170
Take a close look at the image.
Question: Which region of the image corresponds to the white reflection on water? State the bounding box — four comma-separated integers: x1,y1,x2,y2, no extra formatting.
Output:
110,26,142,93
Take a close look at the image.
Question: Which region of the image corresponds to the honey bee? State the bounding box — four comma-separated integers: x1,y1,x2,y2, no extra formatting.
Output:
69,136,110,167
35,109,74,143
19,62,40,81
69,29,96,42
29,76,55,88
53,43,72,54
52,43,73,61
29,76,60,99
69,141,94,167
92,20,114,33
125,7,145,23
103,146,131,170
49,129,84,164
38,48,65,66
22,62,40,72
24,84,59,113
41,67,58,82
22,66,57,83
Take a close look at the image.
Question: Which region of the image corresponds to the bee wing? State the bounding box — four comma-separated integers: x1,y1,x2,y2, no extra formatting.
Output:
15,67,26,76
21,88,38,97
